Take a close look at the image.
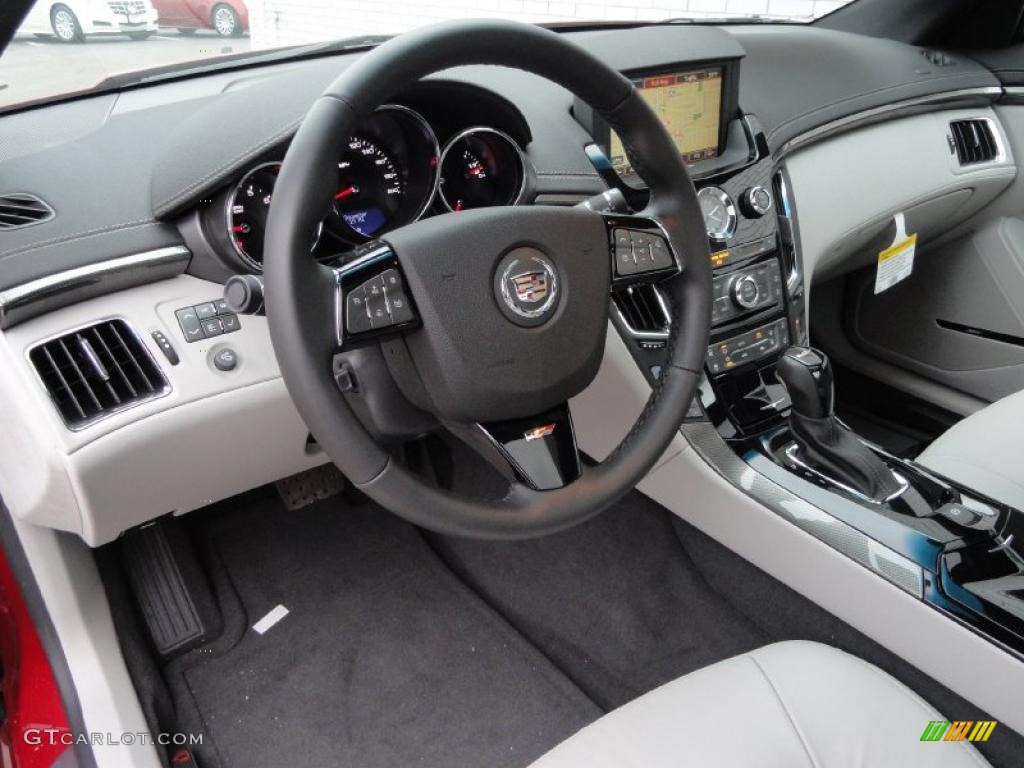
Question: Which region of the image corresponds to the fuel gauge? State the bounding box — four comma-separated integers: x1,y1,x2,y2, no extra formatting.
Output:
439,127,526,212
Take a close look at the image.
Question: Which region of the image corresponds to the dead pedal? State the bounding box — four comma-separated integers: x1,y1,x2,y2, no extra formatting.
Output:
275,464,347,510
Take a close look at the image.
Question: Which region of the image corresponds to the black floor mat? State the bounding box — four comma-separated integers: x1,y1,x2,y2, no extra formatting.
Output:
428,492,768,710
166,496,599,768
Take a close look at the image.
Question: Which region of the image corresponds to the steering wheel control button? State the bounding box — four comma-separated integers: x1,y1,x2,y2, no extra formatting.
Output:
363,275,390,328
493,247,560,328
195,302,217,320
151,331,179,366
345,286,372,334
211,346,239,372
382,269,414,325
607,220,677,283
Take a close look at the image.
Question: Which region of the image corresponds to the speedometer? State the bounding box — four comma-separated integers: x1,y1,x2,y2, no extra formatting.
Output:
333,137,404,238
326,105,440,243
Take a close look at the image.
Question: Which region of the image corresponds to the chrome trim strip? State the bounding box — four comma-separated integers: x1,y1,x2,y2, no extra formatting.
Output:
776,86,1003,159
25,316,172,433
785,444,910,505
0,246,191,328
682,421,925,598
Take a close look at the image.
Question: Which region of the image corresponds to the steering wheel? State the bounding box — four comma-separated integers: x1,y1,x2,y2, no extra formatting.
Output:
264,19,711,539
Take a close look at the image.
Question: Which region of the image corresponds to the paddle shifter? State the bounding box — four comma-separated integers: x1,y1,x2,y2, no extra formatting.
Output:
776,347,905,503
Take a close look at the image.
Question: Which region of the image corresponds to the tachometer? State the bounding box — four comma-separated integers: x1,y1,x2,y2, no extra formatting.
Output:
438,127,526,211
227,162,280,268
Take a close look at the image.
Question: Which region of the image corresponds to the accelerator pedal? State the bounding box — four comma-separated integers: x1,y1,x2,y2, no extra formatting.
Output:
122,518,217,657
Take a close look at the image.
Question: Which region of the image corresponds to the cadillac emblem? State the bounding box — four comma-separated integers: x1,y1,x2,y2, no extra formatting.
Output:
494,248,560,327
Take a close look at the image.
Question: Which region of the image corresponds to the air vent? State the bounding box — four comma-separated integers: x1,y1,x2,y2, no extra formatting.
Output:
612,285,670,338
0,193,54,230
29,319,168,430
949,119,999,165
921,49,958,67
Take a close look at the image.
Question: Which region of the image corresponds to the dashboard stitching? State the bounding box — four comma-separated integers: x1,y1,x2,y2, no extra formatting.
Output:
0,220,161,261
764,74,996,141
153,116,305,216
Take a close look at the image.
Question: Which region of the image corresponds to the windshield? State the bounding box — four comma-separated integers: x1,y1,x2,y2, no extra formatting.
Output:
1,0,853,110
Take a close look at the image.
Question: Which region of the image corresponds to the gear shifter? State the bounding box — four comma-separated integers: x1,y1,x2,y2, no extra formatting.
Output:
776,347,904,502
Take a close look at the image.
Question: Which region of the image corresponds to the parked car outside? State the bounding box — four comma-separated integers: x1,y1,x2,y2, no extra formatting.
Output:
18,0,158,42
151,0,247,36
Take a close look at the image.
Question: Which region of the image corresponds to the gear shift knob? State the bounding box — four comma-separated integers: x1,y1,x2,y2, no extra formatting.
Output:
775,346,834,419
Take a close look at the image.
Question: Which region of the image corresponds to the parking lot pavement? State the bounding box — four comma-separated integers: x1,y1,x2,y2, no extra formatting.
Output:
0,30,251,110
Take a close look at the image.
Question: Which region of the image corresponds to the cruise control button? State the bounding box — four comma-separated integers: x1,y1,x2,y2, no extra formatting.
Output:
212,347,238,372
345,287,371,334
363,276,390,328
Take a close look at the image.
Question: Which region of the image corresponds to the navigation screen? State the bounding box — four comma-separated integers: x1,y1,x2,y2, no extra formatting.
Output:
609,68,723,173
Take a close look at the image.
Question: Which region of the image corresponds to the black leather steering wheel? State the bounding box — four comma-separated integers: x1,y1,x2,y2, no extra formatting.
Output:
264,19,711,539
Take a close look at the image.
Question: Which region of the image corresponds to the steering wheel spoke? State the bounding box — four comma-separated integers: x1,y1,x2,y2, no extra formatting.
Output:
604,213,681,289
331,241,421,348
476,403,581,491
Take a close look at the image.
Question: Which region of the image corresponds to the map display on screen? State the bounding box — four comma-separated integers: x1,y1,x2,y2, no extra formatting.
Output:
609,69,723,173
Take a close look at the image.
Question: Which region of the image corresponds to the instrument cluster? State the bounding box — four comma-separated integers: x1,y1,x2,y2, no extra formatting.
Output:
209,104,530,272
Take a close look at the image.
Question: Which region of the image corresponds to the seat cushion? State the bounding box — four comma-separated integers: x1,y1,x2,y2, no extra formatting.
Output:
916,388,1024,511
529,641,990,768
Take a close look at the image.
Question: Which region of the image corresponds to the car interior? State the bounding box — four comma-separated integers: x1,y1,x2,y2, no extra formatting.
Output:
3,0,1024,766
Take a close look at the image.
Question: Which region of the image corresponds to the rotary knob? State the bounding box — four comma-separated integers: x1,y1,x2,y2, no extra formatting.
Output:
731,274,761,309
741,185,773,218
223,274,264,315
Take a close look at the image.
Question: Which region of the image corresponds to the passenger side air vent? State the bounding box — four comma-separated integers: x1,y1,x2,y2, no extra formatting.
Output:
949,119,999,165
920,49,958,67
0,193,54,230
29,319,168,430
612,285,670,338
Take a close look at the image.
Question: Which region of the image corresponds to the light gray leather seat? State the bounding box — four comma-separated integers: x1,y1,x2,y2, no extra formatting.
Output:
529,641,990,768
917,389,1024,512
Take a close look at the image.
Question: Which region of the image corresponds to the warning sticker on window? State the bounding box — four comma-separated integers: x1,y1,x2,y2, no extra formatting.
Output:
875,213,917,294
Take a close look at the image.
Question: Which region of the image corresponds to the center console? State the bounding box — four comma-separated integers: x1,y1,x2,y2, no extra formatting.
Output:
583,73,1024,663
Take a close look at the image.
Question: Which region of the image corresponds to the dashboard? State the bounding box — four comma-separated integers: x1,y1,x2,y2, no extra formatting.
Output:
0,22,1018,548
200,86,533,275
